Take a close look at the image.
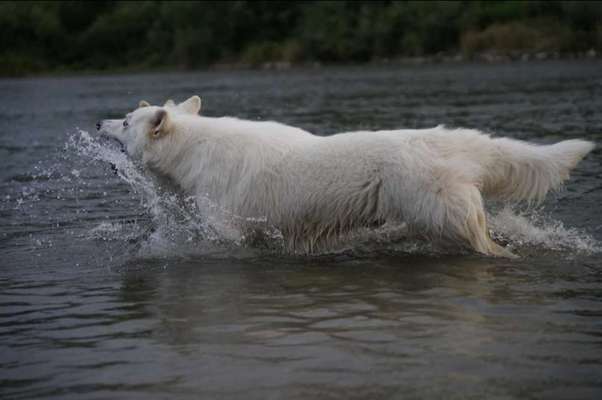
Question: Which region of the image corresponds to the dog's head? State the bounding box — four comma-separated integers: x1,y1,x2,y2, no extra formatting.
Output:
96,96,201,159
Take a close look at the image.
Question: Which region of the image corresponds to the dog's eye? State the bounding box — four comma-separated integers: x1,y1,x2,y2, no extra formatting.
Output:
123,120,129,128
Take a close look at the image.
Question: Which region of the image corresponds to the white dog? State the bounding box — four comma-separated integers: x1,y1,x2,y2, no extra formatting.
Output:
97,96,594,257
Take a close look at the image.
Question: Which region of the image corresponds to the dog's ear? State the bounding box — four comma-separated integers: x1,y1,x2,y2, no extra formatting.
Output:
149,109,171,138
178,95,202,115
164,99,176,107
139,100,150,108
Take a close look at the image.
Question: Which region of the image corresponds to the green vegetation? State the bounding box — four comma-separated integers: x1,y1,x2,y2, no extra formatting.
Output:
1,1,601,76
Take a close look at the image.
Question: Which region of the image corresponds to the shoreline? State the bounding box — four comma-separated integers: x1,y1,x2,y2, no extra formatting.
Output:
2,50,599,80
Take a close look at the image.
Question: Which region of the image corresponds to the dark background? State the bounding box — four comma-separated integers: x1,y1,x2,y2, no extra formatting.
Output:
1,0,601,76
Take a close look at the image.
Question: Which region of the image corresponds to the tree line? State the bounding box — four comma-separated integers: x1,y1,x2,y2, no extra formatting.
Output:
1,1,601,76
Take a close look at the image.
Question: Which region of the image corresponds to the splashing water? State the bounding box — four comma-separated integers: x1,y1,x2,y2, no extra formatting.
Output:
66,130,602,258
65,129,255,259
6,129,595,263
489,207,600,254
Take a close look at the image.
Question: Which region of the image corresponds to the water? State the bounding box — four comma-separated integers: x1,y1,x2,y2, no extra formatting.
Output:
1,61,602,399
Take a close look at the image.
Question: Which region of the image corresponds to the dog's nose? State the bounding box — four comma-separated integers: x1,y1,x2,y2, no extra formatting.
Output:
96,121,102,131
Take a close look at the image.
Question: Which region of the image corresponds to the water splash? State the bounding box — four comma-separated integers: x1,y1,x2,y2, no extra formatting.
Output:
489,207,600,254
64,129,255,258
19,130,600,258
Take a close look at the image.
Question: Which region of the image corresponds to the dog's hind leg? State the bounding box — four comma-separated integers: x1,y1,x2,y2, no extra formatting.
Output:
433,181,516,258
460,189,516,258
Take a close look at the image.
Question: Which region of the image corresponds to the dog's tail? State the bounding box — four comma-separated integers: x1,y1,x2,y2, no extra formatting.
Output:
479,138,595,202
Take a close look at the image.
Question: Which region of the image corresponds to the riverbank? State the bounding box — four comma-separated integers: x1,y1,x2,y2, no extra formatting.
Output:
241,48,601,71
3,49,600,80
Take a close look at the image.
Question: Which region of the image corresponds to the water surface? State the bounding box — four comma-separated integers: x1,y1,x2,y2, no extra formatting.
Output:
1,61,602,399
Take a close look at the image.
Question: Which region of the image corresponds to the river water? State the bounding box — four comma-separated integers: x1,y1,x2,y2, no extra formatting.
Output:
1,61,601,399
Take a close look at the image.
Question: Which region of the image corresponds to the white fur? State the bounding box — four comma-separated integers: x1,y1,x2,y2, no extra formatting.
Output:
98,97,595,257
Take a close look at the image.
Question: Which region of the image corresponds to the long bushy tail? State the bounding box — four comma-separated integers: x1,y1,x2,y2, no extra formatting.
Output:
480,138,595,202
